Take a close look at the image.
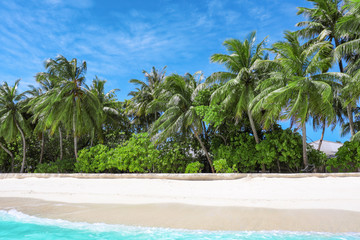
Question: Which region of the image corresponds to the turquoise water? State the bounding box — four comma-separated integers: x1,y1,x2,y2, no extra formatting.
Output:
0,210,359,240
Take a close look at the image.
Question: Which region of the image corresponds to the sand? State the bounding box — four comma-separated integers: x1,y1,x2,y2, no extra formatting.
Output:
0,173,360,232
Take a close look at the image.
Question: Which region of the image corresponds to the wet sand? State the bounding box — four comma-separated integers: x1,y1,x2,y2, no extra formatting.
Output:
0,174,359,232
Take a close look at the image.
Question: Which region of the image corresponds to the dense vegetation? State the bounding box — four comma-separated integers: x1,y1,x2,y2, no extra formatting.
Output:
1,0,360,173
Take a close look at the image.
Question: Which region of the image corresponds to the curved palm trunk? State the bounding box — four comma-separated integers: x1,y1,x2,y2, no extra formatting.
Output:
59,127,63,161
0,142,14,173
347,104,355,137
318,120,326,151
194,131,214,173
248,109,265,172
301,123,308,167
335,39,355,137
15,122,27,173
39,132,45,164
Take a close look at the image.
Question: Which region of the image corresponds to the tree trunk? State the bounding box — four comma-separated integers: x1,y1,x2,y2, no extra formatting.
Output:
347,104,355,137
194,131,214,173
301,122,308,167
73,109,78,160
334,39,355,137
15,122,27,173
59,127,63,161
0,141,14,173
248,109,265,172
318,120,326,151
39,132,45,164
248,109,260,144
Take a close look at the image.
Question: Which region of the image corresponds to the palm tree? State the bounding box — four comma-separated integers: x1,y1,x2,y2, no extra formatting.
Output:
0,80,28,172
150,72,215,173
87,76,120,145
208,32,268,171
30,55,101,160
254,31,335,167
127,66,166,129
297,0,357,136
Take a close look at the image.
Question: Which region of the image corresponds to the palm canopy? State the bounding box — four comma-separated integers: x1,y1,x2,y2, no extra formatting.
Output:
297,0,345,44
0,80,27,142
29,55,101,159
87,76,120,143
127,66,166,127
254,31,336,166
209,32,268,146
150,72,214,172
0,80,28,172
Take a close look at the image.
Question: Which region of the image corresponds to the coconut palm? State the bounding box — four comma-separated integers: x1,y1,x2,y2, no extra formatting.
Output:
209,32,268,144
127,66,166,129
254,31,335,167
87,76,120,145
208,32,268,171
297,0,358,136
150,72,215,173
0,80,28,172
30,55,101,160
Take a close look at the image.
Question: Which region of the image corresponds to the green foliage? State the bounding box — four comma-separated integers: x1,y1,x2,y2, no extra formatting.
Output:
307,146,327,169
327,141,360,172
213,159,233,173
75,144,111,173
212,133,259,173
185,161,203,173
109,133,159,173
157,141,192,173
256,127,303,172
35,158,74,173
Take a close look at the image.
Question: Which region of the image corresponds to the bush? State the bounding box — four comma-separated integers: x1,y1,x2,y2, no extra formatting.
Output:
256,128,303,172
109,133,160,173
213,159,233,173
212,133,258,173
185,162,203,173
75,144,111,173
326,141,360,172
35,158,75,173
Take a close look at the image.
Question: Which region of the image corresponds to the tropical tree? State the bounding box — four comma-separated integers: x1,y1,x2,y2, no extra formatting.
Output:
0,80,28,172
254,31,335,167
150,72,215,173
127,66,166,130
30,55,101,160
208,32,268,171
87,76,120,145
296,0,357,136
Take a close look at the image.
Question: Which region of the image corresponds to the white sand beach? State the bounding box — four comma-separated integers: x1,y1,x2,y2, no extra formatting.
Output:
0,173,360,232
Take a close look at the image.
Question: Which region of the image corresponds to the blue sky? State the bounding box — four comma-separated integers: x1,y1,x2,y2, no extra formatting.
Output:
0,0,350,142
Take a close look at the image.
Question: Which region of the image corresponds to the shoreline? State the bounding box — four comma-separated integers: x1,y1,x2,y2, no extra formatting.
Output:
0,174,360,232
1,198,360,232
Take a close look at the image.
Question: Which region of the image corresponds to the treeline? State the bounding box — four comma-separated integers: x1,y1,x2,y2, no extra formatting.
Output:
1,0,360,173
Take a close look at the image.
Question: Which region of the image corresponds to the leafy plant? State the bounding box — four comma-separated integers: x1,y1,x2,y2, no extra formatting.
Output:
213,159,233,173
327,141,360,172
35,158,74,173
75,144,111,173
185,162,203,173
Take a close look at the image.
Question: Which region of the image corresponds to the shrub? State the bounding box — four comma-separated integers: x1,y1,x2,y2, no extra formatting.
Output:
108,133,160,173
35,158,75,173
327,141,360,172
213,159,233,173
256,128,303,172
75,144,111,173
185,161,203,173
212,133,258,173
